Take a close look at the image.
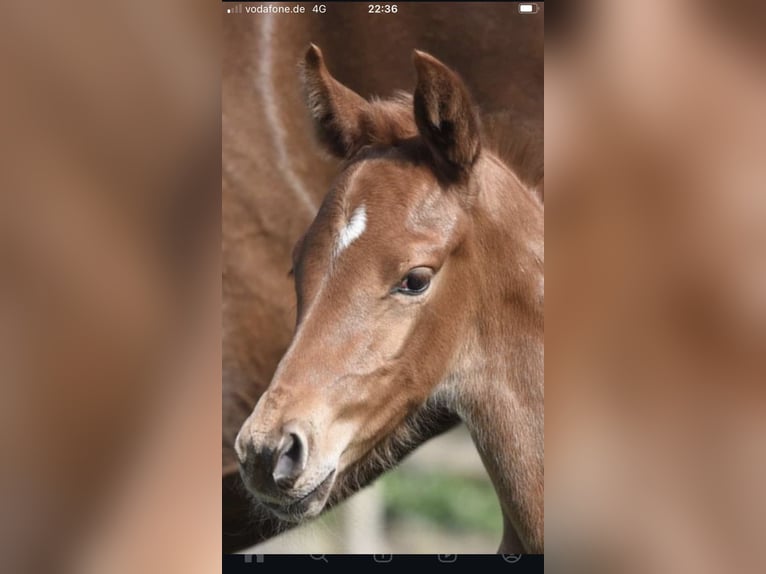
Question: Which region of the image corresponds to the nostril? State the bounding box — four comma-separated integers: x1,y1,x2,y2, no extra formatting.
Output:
273,430,307,489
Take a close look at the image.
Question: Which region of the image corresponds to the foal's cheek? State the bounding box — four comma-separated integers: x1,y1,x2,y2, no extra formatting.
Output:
368,310,416,361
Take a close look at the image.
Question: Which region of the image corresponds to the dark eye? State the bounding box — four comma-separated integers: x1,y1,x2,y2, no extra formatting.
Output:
395,267,433,295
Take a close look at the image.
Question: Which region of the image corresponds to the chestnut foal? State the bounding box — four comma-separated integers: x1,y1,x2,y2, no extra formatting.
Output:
236,45,543,552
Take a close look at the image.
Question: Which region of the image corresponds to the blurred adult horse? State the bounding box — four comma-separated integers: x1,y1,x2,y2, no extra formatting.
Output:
223,3,543,551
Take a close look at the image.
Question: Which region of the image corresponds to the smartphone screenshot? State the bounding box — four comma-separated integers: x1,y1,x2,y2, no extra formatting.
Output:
222,1,543,569
9,0,764,572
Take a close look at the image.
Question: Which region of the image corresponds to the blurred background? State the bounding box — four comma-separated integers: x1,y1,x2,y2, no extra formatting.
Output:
2,0,766,573
545,1,766,572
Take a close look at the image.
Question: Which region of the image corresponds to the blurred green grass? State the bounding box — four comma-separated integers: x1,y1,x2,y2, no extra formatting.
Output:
381,472,503,535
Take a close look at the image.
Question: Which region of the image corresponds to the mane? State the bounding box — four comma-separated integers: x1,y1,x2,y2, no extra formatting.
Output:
361,91,418,147
482,111,544,188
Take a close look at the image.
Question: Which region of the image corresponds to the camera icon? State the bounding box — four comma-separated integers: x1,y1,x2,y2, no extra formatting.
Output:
502,554,522,563
438,555,458,563
373,555,393,563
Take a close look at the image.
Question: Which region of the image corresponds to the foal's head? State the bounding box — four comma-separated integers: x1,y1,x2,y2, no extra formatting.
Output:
236,45,523,522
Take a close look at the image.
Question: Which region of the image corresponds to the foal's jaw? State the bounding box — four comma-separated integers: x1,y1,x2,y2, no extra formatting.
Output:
250,470,336,523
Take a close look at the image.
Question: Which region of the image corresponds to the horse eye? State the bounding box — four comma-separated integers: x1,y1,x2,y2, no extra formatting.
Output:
396,267,433,295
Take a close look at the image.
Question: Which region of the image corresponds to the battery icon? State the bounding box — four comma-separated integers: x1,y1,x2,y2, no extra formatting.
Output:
518,3,539,14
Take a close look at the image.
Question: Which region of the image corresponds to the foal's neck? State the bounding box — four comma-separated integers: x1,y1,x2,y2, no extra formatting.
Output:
449,153,544,552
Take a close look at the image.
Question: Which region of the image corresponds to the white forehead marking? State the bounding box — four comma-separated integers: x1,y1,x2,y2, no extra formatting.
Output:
334,205,367,258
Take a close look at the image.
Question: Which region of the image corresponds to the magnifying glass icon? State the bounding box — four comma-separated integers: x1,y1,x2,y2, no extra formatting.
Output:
310,555,328,563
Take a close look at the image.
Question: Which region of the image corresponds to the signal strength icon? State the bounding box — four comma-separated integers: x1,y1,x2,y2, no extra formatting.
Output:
226,4,243,14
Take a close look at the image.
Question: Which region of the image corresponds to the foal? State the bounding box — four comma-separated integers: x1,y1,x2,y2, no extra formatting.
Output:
236,45,544,552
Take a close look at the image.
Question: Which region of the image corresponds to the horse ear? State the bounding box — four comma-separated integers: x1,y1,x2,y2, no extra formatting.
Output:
412,50,481,179
301,44,368,158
